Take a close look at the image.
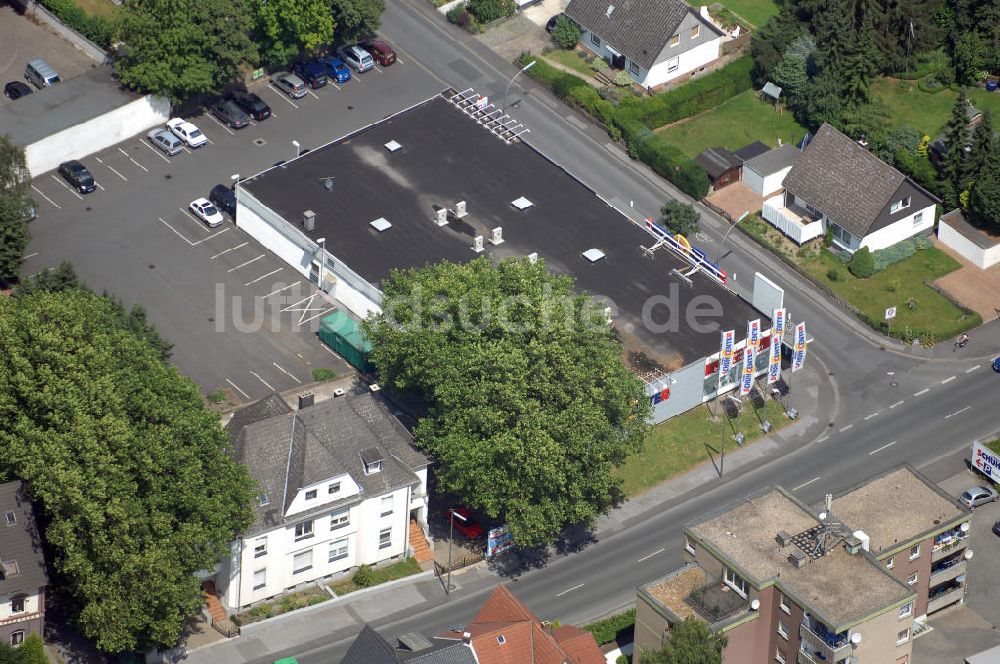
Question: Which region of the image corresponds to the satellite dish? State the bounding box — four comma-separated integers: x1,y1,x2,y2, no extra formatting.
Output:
818,512,828,521
965,549,974,560
850,632,862,645
961,522,970,532
750,599,760,611
324,177,334,191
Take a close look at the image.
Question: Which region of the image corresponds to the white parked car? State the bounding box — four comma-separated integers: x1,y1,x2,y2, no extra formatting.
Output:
166,118,208,148
189,198,224,227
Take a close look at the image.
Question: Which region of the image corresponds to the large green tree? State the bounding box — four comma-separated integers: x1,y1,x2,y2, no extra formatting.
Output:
253,0,336,66
0,288,254,652
116,0,257,101
0,135,33,284
968,137,1000,229
365,257,651,546
331,0,385,42
659,200,700,237
641,618,728,664
940,87,971,193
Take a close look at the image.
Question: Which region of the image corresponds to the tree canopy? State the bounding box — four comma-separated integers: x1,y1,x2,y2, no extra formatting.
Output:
253,0,337,65
641,618,727,664
331,0,385,42
0,283,254,653
0,134,33,284
365,257,650,546
659,200,700,238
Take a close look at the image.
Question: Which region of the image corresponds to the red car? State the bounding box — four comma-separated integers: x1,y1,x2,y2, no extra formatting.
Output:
446,507,484,539
362,39,396,66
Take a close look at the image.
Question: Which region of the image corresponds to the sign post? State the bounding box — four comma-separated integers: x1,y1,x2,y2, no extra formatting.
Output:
885,306,896,336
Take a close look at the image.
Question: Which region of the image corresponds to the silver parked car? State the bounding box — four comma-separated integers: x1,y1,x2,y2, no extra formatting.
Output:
270,71,307,99
960,486,998,508
147,128,184,156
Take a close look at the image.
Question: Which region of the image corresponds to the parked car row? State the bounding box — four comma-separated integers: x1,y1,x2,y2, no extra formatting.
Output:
4,58,61,101
268,40,396,98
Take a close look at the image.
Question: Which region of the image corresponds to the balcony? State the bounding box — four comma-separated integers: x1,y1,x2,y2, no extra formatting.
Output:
927,585,965,613
930,557,967,586
762,196,825,245
932,532,969,562
799,620,851,663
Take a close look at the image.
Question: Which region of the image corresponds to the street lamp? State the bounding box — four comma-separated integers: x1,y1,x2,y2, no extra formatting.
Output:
230,173,240,191
503,60,536,111
445,508,468,595
717,210,750,266
316,237,326,292
292,140,301,158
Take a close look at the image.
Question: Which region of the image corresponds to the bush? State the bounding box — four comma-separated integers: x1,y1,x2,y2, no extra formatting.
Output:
826,268,841,281
466,0,515,23
16,634,48,664
208,389,225,404
848,246,875,278
585,609,636,645
870,237,933,272
552,15,581,49
613,70,633,87
446,3,465,23
352,564,375,588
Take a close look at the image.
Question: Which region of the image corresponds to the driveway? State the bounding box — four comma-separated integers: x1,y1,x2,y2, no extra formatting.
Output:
933,237,1000,323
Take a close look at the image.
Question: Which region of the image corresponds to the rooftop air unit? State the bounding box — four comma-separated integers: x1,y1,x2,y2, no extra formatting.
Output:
303,210,316,231
490,227,504,246
434,208,448,226
472,235,485,253
776,530,792,547
788,548,807,568
455,201,467,218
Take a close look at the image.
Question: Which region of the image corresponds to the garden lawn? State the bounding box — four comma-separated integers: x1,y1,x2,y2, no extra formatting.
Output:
800,247,977,341
872,78,1000,136
656,89,806,158
73,0,118,18
614,399,788,496
327,558,422,596
544,49,596,77
687,0,777,28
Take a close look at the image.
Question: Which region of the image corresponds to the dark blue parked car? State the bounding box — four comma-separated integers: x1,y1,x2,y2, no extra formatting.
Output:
992,356,1000,372
318,56,351,83
291,59,328,89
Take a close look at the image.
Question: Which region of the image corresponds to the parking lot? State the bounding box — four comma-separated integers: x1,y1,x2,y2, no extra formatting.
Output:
0,4,99,104
22,46,444,402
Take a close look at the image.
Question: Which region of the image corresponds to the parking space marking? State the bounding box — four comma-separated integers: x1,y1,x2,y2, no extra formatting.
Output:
179,207,213,233
207,114,236,136
226,379,250,400
31,185,60,209
158,218,230,246
863,412,879,421
941,375,956,384
273,362,302,384
281,292,336,325
227,254,265,272
889,400,905,409
839,424,853,432
265,84,300,108
250,371,276,391
869,441,897,455
793,476,821,491
329,82,342,91
191,228,229,245
140,140,172,163
244,267,283,286
50,175,84,200
23,252,38,260
211,242,249,259
128,156,149,172
308,89,320,100
105,163,128,181
262,281,303,298
95,182,106,191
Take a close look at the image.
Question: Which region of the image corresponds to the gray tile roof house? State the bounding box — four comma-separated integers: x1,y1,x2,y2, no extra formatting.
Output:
341,625,477,664
227,393,429,537
695,147,742,180
0,481,48,597
782,123,938,240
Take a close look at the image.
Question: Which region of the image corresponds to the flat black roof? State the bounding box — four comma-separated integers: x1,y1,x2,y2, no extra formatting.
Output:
243,94,761,367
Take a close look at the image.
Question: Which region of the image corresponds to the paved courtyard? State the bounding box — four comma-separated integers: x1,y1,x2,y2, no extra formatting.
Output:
932,237,1000,323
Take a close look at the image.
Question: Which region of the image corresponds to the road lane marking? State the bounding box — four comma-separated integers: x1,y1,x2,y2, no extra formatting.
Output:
839,424,853,432
211,242,249,259
250,371,275,391
864,412,879,421
869,441,897,455
555,584,584,598
227,254,265,272
637,548,665,563
945,406,971,419
816,436,829,443
914,388,930,396
106,164,128,181
140,140,172,162
128,156,148,172
50,174,83,200
31,185,60,208
23,252,38,259
967,365,981,373
226,379,250,399
244,267,283,286
889,400,904,409
262,281,303,298
273,362,302,384
941,376,956,384
793,477,821,491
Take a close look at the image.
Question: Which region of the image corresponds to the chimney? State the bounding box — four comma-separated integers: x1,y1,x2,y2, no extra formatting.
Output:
462,632,472,644
490,227,504,246
298,392,314,409
788,548,807,568
303,210,316,231
472,235,484,253
776,530,792,547
455,201,468,218
434,208,448,226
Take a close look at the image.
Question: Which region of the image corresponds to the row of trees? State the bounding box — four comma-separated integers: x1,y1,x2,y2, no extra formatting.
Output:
0,135,34,285
116,0,384,101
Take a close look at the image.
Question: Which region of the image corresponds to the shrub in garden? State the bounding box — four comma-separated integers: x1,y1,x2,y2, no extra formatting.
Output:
613,70,633,86
826,268,841,281
352,564,375,588
848,246,875,278
551,15,581,49
466,0,515,22
585,609,636,645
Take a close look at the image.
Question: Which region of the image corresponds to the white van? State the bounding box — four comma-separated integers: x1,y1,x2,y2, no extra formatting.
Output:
25,59,61,89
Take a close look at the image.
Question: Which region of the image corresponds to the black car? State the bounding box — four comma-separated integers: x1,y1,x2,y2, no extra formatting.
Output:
546,14,561,33
292,60,328,89
209,184,237,217
210,99,250,129
57,160,96,194
3,81,32,100
231,91,271,121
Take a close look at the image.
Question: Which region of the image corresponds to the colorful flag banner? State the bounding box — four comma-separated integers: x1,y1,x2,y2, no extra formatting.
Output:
772,308,786,338
791,322,808,372
741,320,760,395
767,334,782,384
718,329,735,386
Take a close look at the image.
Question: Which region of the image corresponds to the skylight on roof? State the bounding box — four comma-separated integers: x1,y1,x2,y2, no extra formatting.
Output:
258,493,269,507
384,140,402,152
511,196,533,210
370,217,392,232
4,511,14,526
582,248,606,263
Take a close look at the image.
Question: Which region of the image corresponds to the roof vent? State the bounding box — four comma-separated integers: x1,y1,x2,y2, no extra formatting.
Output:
776,530,792,547
1,560,18,578
489,227,504,246
4,511,15,526
258,493,269,506
857,138,869,150
511,196,533,210
582,248,606,263
384,140,402,152
462,632,472,644
303,210,316,231
369,383,382,393
788,547,807,568
434,207,448,226
606,4,615,17
472,235,485,253
333,388,346,398
455,201,468,218
370,217,392,232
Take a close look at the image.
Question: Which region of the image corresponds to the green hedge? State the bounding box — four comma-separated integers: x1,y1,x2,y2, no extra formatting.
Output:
584,609,636,645
39,0,114,49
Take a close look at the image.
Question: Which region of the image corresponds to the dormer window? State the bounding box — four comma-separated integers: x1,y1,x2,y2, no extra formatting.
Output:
4,511,15,526
890,196,911,213
328,482,341,495
361,447,384,475
305,489,317,500
670,34,680,47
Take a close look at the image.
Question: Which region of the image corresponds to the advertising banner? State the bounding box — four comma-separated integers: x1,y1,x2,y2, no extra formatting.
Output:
767,334,782,384
971,441,1000,483
741,320,759,395
718,329,735,386
486,525,515,558
791,322,808,372
772,308,786,337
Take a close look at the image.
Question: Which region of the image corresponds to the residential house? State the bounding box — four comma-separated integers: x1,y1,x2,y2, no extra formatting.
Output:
341,585,605,664
634,464,966,664
565,0,726,89
762,123,939,250
215,391,430,611
696,147,743,190
0,481,48,648
740,143,800,198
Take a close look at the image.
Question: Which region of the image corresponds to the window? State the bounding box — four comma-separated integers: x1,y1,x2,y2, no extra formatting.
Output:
253,569,266,590
254,537,267,558
10,632,23,647
381,495,394,517
890,196,912,213
669,34,680,47
886,555,895,569
10,596,25,614
896,628,910,645
684,534,696,556
330,509,350,530
591,33,601,47
365,461,383,475
293,549,313,574
379,528,392,550
777,620,788,639
258,493,269,507
305,489,317,500
779,592,791,614
295,520,314,542
329,538,348,563
328,482,341,495
909,544,921,560
723,566,748,597
912,211,924,227
899,602,913,619
497,635,506,645
775,647,786,664
907,572,918,585
667,57,680,73
629,61,640,75
691,25,700,39
4,511,15,526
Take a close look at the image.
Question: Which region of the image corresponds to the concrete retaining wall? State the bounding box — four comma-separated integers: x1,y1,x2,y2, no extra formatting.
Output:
25,94,170,176
11,0,111,65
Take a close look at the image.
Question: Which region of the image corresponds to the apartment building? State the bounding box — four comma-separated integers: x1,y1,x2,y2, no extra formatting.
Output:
0,481,48,647
634,464,969,664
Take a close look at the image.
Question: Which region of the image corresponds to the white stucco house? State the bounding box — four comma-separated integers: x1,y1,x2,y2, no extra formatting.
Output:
215,391,430,611
565,0,726,89
761,124,939,251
